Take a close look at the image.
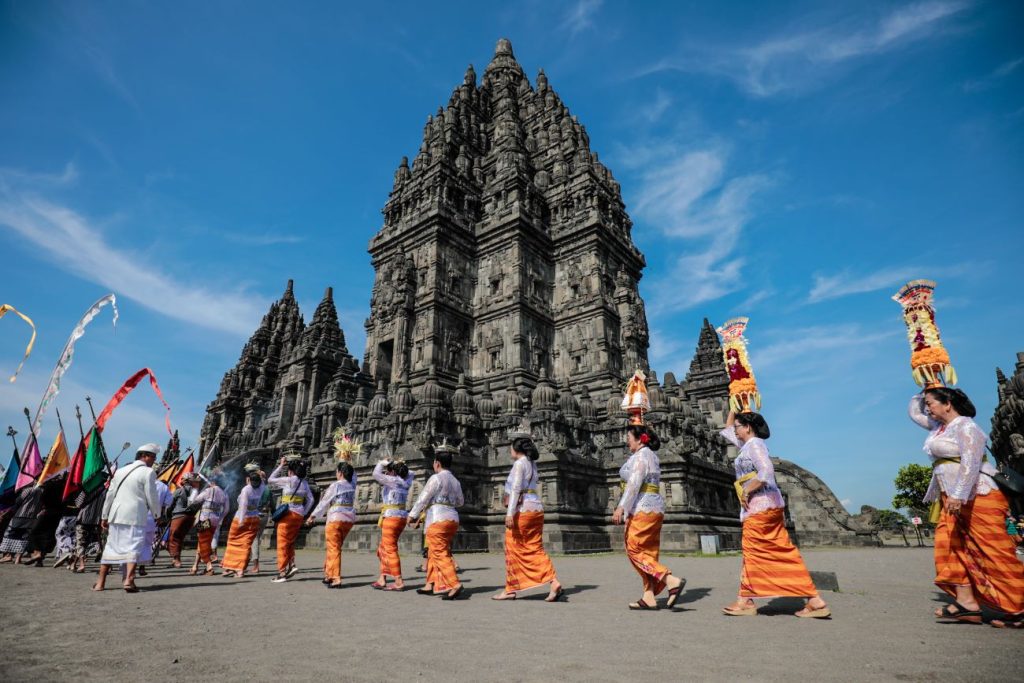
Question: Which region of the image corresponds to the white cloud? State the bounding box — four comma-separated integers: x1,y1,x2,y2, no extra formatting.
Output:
632,145,773,314
562,0,602,37
963,57,1024,92
0,183,266,336
807,262,974,304
642,1,971,97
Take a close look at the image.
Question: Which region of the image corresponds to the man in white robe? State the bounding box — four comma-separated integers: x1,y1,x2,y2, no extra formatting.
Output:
92,444,161,592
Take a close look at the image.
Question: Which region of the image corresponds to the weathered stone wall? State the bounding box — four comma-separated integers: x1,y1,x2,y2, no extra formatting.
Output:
772,458,879,547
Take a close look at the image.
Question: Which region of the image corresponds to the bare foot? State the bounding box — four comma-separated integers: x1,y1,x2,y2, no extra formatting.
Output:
91,583,104,591
492,591,517,600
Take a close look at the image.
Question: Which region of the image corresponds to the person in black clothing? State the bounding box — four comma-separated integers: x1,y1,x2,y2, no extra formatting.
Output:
24,476,68,566
0,486,42,564
73,487,107,573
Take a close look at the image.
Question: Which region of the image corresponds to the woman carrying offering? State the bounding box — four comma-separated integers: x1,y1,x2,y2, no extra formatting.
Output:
306,462,357,589
188,475,228,576
493,433,563,602
220,464,266,578
371,458,414,591
909,388,1024,627
613,424,686,611
408,445,465,600
720,411,830,618
267,456,313,583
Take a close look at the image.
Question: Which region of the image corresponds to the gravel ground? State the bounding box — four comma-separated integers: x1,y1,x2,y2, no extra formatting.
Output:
0,546,1019,682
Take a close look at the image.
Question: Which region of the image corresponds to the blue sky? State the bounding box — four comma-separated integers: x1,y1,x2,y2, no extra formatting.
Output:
1,1,1021,511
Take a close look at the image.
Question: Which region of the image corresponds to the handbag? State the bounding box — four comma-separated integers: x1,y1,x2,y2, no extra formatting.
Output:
985,447,1024,495
272,481,305,523
196,519,213,532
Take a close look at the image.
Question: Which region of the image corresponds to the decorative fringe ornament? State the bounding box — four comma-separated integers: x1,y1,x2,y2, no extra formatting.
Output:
620,369,650,425
716,317,762,414
892,280,957,388
331,427,362,462
0,304,37,382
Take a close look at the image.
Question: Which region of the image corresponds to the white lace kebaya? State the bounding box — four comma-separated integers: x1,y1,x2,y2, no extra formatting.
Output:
504,456,544,518
233,482,265,522
720,425,785,522
908,394,996,503
267,466,314,517
409,470,464,527
371,461,415,519
309,476,358,524
616,446,663,519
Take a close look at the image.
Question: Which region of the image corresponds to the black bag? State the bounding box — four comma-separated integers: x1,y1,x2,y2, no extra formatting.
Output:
992,467,1024,495
272,481,305,523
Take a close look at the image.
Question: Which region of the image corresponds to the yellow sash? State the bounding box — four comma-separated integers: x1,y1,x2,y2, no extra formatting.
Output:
734,472,757,504
377,503,404,528
618,482,660,494
929,457,961,523
280,493,306,505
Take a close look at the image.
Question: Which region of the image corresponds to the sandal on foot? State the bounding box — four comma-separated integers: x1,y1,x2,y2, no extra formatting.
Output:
442,585,465,601
628,598,658,610
722,603,756,616
492,592,517,601
383,584,405,592
991,616,1024,629
371,581,386,590
327,582,343,589
545,587,565,603
664,578,687,609
416,587,434,595
936,602,981,624
123,584,140,593
795,605,831,619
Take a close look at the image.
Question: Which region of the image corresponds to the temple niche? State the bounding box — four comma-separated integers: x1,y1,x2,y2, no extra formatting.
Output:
991,351,1024,513
199,39,863,552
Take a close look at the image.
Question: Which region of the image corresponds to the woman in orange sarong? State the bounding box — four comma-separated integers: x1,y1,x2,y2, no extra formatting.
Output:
371,459,414,590
492,436,563,602
267,456,314,584
408,447,465,600
613,425,687,611
910,388,1024,628
188,478,228,577
720,411,830,618
221,465,266,578
305,462,357,588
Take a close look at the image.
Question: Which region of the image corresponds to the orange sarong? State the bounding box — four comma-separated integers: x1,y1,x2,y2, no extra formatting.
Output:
323,520,354,581
196,526,215,564
934,489,1024,615
377,516,407,578
426,520,459,592
221,517,261,573
275,511,303,573
740,508,817,598
625,511,670,595
505,511,557,593
168,514,194,560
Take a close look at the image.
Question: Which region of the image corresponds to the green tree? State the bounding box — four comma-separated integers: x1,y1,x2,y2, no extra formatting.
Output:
893,463,931,515
873,509,910,530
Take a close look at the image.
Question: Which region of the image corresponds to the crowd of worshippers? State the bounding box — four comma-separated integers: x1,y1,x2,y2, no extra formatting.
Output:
0,388,1022,628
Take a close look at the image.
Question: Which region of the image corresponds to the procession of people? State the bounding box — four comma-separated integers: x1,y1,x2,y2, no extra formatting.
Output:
2,288,1022,632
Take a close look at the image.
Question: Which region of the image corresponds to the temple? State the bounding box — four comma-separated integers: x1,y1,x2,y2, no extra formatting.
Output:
198,39,867,551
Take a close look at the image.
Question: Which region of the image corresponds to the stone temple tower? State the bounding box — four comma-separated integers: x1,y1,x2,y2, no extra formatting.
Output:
366,38,649,409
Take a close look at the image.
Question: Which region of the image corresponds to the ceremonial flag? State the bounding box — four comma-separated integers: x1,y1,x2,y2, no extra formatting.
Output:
171,452,194,489
81,428,109,494
62,436,88,503
0,446,20,500
37,431,70,484
30,294,118,436
157,459,181,484
0,303,37,382
96,368,173,436
14,433,42,491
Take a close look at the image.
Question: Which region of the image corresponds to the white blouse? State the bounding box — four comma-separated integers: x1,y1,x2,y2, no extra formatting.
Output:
193,485,229,526
908,394,996,502
309,476,358,524
234,483,265,522
720,426,786,522
372,461,415,519
616,446,663,519
504,457,543,517
409,470,464,527
267,466,315,516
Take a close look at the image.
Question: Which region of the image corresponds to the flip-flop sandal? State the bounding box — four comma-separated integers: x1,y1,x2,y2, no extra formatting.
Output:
492,592,518,601
123,584,140,593
371,581,387,590
383,584,405,592
545,587,565,603
327,582,343,589
628,598,658,610
722,604,757,616
664,578,687,608
936,602,982,624
416,587,434,595
795,605,831,619
442,585,465,601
